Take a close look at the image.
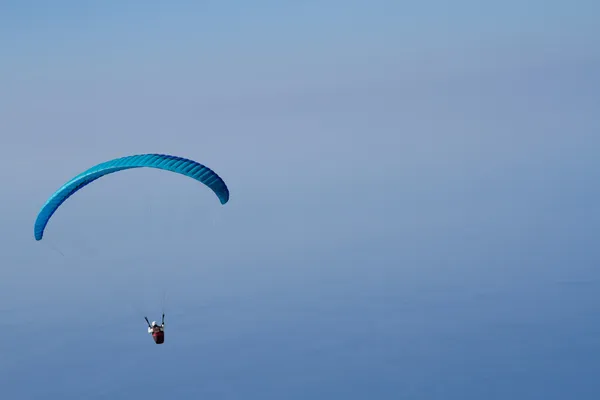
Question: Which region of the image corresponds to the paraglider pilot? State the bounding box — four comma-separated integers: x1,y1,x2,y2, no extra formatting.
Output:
145,314,165,344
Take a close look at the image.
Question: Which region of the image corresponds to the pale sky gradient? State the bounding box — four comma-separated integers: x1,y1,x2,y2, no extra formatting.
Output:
1,1,599,399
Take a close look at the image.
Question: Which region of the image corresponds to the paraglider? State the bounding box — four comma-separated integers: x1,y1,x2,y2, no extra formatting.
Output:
146,315,165,344
33,153,230,345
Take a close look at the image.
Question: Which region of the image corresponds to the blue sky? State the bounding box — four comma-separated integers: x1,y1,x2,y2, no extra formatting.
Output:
1,0,599,398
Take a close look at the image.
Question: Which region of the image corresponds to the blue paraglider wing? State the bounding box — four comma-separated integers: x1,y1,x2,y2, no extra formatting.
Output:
34,153,229,240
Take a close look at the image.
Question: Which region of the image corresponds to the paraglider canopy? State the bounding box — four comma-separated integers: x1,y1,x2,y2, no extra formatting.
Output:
34,153,229,241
